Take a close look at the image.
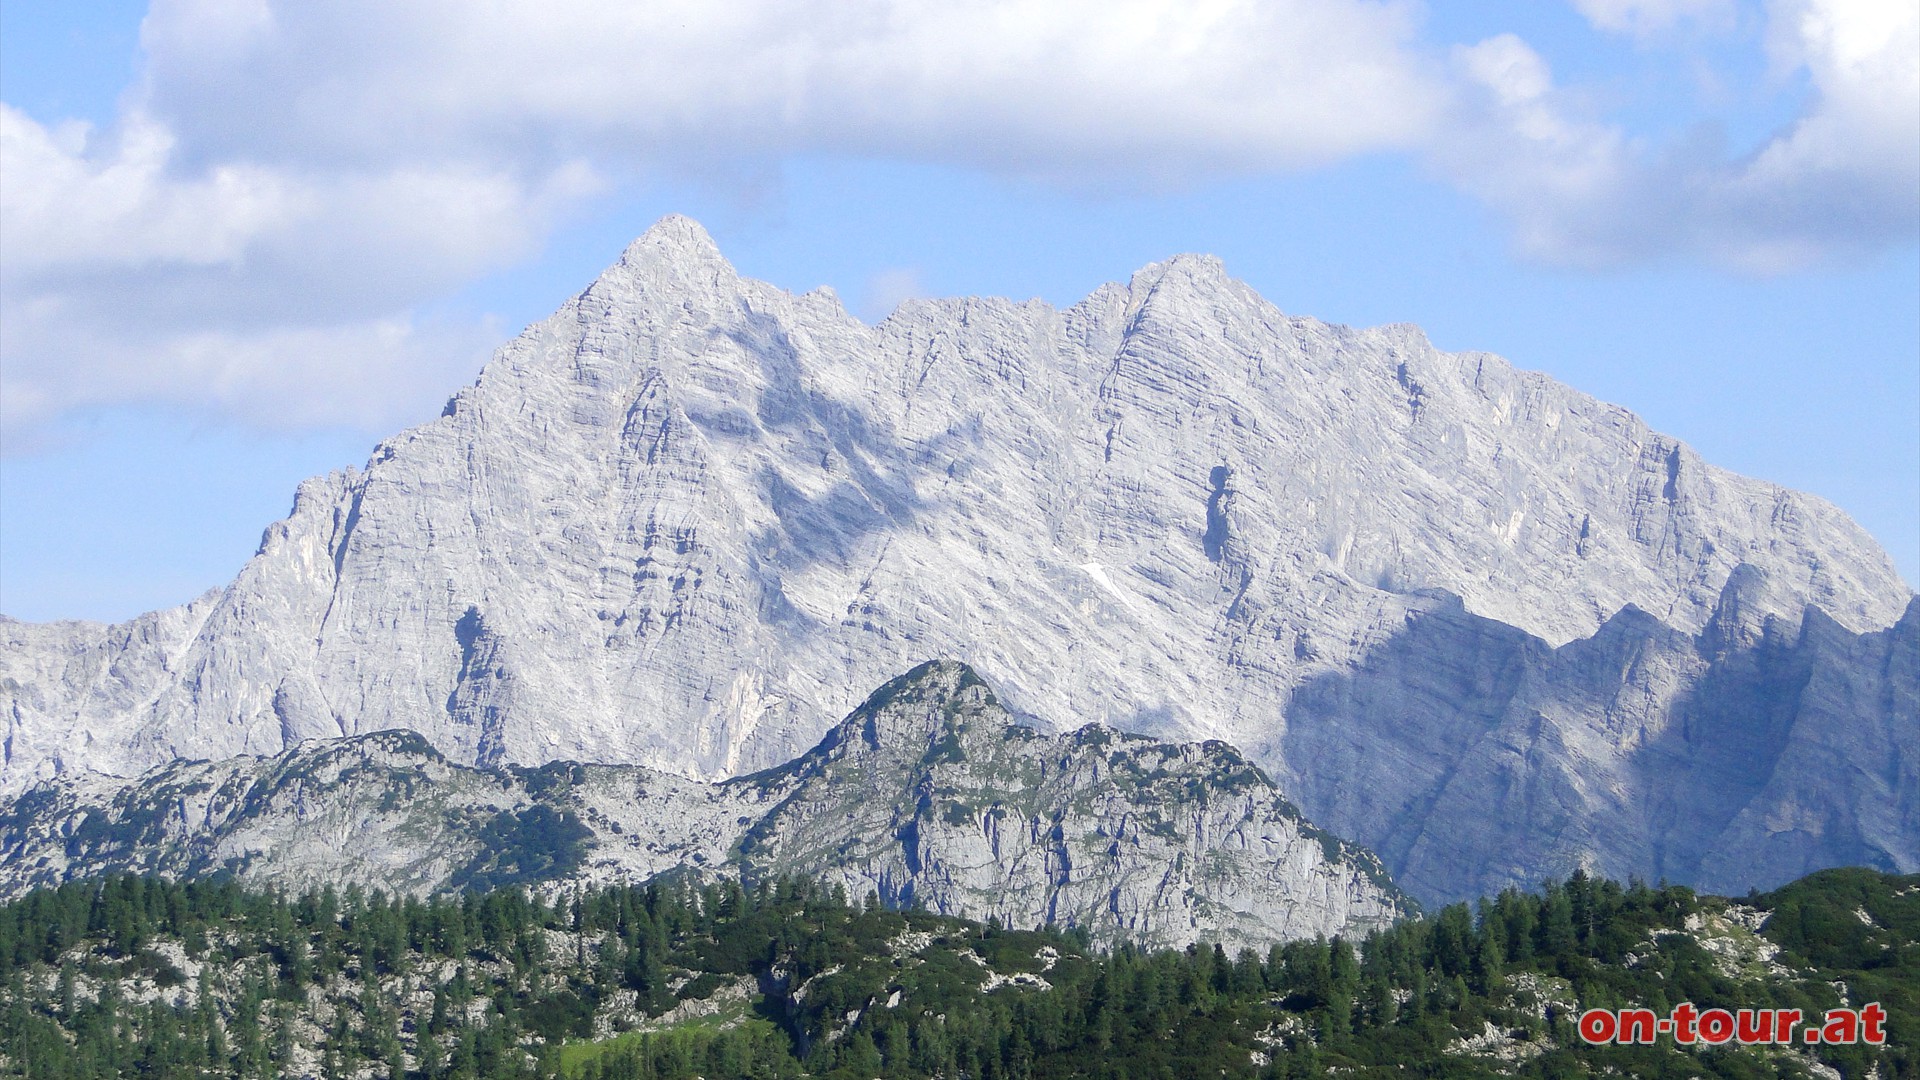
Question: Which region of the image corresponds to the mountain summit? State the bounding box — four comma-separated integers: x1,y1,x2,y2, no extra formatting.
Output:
3,215,1912,904
0,661,1410,951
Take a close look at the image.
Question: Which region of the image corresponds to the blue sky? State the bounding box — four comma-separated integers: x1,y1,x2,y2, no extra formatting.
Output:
2,0,1916,623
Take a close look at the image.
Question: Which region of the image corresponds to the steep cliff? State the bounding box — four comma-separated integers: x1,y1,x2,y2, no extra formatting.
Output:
3,215,1910,904
0,662,1408,951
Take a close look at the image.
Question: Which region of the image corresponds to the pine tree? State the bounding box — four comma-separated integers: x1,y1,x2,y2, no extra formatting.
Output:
1543,895,1578,967
1469,918,1504,996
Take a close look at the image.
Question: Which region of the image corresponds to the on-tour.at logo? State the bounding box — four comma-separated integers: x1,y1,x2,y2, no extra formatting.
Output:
1578,1002,1887,1046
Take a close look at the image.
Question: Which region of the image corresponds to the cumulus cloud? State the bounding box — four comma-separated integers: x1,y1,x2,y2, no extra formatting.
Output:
1439,0,1918,268
0,101,600,438
133,0,1440,178
1,0,1914,440
0,107,289,276
0,312,502,453
3,0,1445,442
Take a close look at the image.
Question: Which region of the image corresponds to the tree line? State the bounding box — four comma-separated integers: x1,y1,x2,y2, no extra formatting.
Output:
0,866,1911,1078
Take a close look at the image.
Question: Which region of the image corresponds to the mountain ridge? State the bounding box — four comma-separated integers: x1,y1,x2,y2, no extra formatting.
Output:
0,660,1410,952
2,214,1911,906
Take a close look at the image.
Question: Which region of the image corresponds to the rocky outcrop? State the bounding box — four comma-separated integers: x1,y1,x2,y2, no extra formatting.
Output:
0,729,746,899
2,216,1911,906
0,662,1410,951
734,661,1406,948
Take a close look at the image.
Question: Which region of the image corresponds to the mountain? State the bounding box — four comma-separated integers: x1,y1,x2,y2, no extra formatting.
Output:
0,661,1409,951
1280,576,1920,905
2,215,1912,905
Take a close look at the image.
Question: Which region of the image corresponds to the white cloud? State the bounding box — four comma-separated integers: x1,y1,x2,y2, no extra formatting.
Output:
133,0,1440,177
1,0,1914,442
0,107,288,275
1,105,602,303
4,0,1444,444
1438,0,1918,268
0,306,500,453
0,101,601,440
1753,0,1919,187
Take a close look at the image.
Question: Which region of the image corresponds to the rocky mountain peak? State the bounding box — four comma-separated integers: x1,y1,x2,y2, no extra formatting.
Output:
835,660,999,751
0,664,1411,950
1126,251,1233,293
568,211,744,319
617,212,730,271
728,663,1413,944
2,215,1910,908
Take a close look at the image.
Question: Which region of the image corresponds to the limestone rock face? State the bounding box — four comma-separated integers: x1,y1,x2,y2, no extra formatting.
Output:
0,729,750,899
2,216,1912,905
734,661,1407,948
0,662,1409,951
1277,586,1920,905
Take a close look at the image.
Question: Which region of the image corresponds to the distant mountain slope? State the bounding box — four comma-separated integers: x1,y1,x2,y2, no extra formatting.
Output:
0,662,1409,951
3,216,1911,905
1276,577,1919,904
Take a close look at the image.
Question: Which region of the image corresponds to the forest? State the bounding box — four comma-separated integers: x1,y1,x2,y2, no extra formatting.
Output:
0,866,1912,1079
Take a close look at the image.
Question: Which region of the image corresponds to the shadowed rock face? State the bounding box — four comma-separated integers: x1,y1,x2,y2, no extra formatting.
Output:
0,662,1410,952
2,216,1911,905
1276,587,1920,906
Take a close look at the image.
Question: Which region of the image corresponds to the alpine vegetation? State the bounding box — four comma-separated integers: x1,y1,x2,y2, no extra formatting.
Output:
0,867,1909,1078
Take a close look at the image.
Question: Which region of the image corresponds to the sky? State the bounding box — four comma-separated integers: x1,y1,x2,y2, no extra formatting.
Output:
1,0,1915,624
